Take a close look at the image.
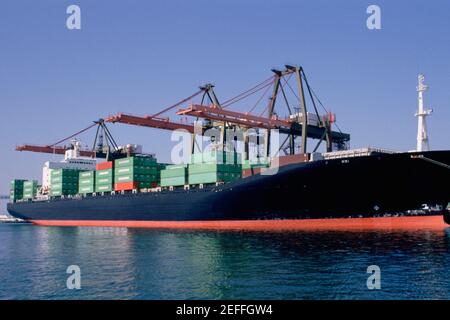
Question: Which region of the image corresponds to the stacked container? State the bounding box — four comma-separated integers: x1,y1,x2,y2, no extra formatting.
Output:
188,150,242,185
95,161,114,193
78,171,95,194
10,179,25,202
241,156,270,178
50,169,82,196
160,164,188,187
242,157,270,170
23,180,38,199
114,156,159,191
156,163,168,185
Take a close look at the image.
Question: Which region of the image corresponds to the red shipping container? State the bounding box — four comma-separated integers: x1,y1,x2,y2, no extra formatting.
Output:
96,161,113,171
242,168,262,178
114,182,139,191
276,153,310,167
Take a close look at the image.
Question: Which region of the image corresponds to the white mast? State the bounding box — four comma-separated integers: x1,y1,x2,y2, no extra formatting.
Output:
415,74,432,151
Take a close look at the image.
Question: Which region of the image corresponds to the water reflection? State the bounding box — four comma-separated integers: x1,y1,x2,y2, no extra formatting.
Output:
0,225,449,299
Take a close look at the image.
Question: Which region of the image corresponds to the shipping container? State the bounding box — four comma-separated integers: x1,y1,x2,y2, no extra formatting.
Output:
79,171,95,179
79,186,95,194
114,166,158,176
157,163,168,170
274,153,310,167
159,164,188,187
242,159,270,171
188,163,242,174
115,174,157,183
96,161,113,171
114,181,139,191
78,173,95,194
95,184,113,193
22,180,38,199
161,166,187,178
242,167,265,178
202,150,242,165
114,181,156,191
95,176,114,185
50,169,84,196
79,179,95,185
114,156,157,168
10,179,26,190
94,169,114,193
96,169,114,177
10,190,23,201
188,172,241,185
50,188,77,197
10,179,26,201
160,176,187,187
51,169,82,177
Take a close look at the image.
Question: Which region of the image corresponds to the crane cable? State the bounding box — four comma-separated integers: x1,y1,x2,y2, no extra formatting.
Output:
49,122,98,147
221,75,275,108
248,79,274,114
151,89,204,118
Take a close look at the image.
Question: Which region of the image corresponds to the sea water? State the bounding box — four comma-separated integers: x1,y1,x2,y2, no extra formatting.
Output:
0,222,449,299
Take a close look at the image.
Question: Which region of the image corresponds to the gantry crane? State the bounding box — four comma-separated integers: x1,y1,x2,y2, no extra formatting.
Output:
16,119,126,160
16,65,350,161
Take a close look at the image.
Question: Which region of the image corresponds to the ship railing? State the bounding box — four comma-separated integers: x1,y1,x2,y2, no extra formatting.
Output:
322,147,397,160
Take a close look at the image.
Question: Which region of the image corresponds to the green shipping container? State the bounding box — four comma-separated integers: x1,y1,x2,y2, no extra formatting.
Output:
95,184,113,193
10,179,26,201
79,178,95,186
157,163,168,170
79,185,95,194
115,174,157,183
200,150,242,165
51,176,78,183
23,180,38,188
114,156,157,168
188,163,242,174
22,180,38,199
161,166,187,179
78,175,95,194
95,176,114,185
96,169,114,177
114,166,158,176
94,170,114,192
51,169,82,177
10,179,26,189
50,188,77,196
10,191,23,201
79,171,95,179
160,176,187,187
188,172,241,185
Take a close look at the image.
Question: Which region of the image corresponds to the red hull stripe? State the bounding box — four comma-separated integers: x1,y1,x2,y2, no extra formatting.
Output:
30,216,447,230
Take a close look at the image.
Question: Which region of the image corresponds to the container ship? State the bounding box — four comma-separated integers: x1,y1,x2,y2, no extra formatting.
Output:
6,66,450,229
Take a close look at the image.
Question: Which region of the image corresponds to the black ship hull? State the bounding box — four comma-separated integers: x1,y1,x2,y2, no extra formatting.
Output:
7,151,450,228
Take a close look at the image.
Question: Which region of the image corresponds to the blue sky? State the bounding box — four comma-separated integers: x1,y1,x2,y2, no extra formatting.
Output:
0,0,449,194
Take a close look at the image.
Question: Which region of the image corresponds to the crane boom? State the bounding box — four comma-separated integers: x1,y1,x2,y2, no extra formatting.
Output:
16,144,97,157
105,113,196,133
177,104,290,129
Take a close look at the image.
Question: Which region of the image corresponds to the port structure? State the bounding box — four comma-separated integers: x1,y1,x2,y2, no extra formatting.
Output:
106,65,350,158
15,65,351,159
